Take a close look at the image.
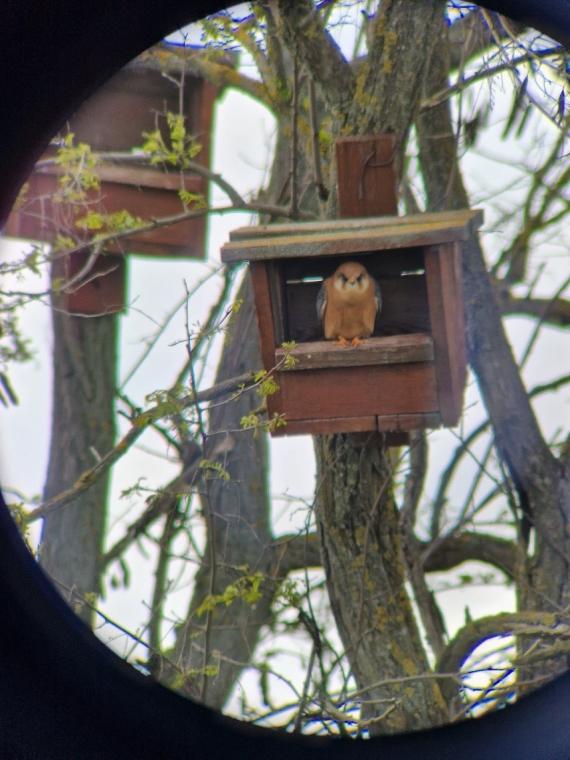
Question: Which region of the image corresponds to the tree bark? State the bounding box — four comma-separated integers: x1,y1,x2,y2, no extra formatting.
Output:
417,20,570,686
39,264,117,626
171,273,276,709
276,0,450,734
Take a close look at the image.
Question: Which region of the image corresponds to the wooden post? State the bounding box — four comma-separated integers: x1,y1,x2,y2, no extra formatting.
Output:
336,134,398,218
336,134,404,443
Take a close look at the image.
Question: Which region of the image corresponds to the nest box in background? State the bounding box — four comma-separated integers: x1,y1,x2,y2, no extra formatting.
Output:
5,53,221,314
221,209,483,437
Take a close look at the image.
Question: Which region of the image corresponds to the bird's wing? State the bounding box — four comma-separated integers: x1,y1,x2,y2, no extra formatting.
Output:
316,281,327,322
374,278,382,314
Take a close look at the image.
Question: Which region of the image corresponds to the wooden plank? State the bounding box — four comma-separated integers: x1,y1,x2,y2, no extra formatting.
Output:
277,363,438,420
5,170,207,258
36,162,204,193
275,334,433,371
248,262,284,421
424,243,466,425
280,247,424,280
377,412,441,432
336,135,398,218
62,251,126,315
271,416,377,437
221,219,480,264
266,261,286,345
249,262,278,373
228,209,484,241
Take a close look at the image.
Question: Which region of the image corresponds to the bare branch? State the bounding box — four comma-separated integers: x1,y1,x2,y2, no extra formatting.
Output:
437,610,570,679
25,371,255,523
421,532,517,579
271,532,321,574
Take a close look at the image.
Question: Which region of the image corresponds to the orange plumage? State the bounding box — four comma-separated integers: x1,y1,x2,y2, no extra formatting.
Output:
317,261,380,344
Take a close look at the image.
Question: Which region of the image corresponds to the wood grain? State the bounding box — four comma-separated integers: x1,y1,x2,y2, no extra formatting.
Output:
336,135,398,218
228,209,484,241
275,334,434,370
277,363,438,420
424,242,466,425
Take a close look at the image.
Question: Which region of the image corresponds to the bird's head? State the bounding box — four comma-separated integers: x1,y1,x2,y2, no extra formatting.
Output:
332,261,371,299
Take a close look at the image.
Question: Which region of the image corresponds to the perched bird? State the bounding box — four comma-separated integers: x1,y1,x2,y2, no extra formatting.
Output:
316,261,381,346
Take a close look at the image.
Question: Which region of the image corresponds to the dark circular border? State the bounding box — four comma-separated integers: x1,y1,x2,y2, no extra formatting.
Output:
1,2,569,757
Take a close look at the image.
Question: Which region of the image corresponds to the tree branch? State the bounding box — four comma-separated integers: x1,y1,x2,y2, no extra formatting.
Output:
25,371,256,523
496,288,570,328
421,532,517,580
272,0,355,120
437,610,570,680
271,532,321,574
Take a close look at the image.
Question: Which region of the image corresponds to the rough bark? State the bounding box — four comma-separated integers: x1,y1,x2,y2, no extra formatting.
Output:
316,433,448,732
276,0,450,734
39,262,117,626
417,21,570,685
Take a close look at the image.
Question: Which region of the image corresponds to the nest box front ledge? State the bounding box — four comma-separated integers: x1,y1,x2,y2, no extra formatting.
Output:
221,208,483,438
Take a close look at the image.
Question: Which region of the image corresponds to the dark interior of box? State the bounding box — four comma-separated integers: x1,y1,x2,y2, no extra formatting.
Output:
271,247,431,344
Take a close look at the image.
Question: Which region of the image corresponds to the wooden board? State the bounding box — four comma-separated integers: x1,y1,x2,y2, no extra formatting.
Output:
275,334,434,371
424,242,466,425
221,217,482,263
273,362,438,421
269,412,441,437
61,251,126,315
271,416,377,436
377,413,441,432
336,135,398,217
228,209,484,242
5,172,207,258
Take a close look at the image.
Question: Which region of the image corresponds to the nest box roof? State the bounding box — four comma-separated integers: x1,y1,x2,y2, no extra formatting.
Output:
221,209,483,264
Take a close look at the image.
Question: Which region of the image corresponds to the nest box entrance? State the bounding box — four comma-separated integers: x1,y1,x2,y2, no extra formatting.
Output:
5,53,221,314
221,209,483,437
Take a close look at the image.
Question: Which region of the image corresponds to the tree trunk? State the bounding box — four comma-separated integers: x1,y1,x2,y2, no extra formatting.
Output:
39,264,117,626
417,20,570,688
276,0,450,733
315,433,448,732
172,273,275,709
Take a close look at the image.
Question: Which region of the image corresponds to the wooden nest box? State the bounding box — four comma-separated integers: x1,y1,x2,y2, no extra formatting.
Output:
221,209,483,437
5,52,221,314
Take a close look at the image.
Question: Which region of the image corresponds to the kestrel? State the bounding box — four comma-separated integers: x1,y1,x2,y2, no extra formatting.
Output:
316,261,381,346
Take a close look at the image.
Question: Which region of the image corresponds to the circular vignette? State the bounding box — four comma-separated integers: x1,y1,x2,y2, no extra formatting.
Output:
1,1,570,759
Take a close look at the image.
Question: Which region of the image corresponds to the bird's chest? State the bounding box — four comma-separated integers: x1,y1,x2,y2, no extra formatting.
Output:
325,299,370,338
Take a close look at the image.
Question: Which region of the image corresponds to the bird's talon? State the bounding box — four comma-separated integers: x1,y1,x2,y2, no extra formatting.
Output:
351,337,362,347
336,336,349,347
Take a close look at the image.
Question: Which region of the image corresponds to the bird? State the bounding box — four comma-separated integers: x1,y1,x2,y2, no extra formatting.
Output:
316,261,381,346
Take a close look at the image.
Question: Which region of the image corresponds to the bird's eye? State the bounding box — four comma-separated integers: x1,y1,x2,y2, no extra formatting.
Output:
356,274,363,283
339,274,348,283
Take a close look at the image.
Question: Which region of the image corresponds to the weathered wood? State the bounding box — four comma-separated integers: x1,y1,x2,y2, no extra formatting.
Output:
266,261,286,344
35,162,204,193
275,333,433,370
63,251,126,315
424,242,466,425
377,412,441,432
280,246,424,279
6,59,219,260
249,262,278,372
221,211,483,263
336,134,398,217
228,208,484,241
271,415,377,436
277,362,438,420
